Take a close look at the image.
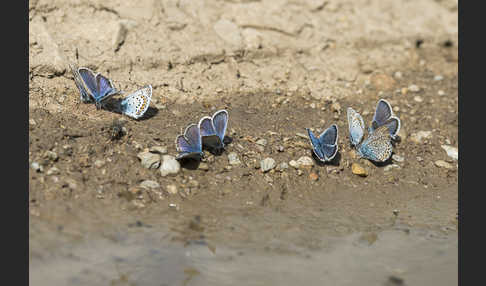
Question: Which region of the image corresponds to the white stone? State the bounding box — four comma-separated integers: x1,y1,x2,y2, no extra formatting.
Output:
160,155,181,176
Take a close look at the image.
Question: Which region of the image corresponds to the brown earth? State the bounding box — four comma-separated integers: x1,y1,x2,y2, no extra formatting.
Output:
29,0,458,285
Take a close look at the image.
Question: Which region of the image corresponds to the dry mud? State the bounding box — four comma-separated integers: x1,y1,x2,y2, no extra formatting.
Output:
29,0,458,285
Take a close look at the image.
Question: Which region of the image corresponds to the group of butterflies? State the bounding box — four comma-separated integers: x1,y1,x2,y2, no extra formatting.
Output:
70,64,152,119
307,99,401,163
69,65,400,163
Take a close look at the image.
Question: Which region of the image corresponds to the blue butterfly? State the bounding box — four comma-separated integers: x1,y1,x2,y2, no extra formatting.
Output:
71,65,119,108
369,99,401,140
119,85,152,119
198,110,228,151
347,107,393,162
70,64,94,103
175,123,204,161
306,124,339,162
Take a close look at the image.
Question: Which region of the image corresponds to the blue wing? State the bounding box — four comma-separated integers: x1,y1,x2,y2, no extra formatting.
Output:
319,124,338,146
307,128,325,161
370,99,400,138
175,124,203,160
199,116,223,149
95,74,116,102
78,68,98,98
199,117,216,137
212,110,228,143
318,124,338,160
371,99,393,130
120,85,152,119
70,65,93,103
347,107,365,146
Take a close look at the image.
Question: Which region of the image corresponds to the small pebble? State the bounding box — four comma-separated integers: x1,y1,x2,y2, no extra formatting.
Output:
410,131,432,144
149,146,168,154
435,160,453,169
166,184,178,195
94,159,105,168
394,71,403,79
289,160,299,169
160,155,181,176
413,96,423,102
408,84,420,92
198,163,209,171
276,145,285,152
441,145,458,161
296,156,314,169
392,154,404,162
137,151,161,169
31,162,43,173
140,180,160,190
29,119,37,125
46,167,60,175
384,164,401,172
297,170,304,176
437,90,445,96
260,158,276,172
401,87,408,95
256,139,267,146
331,102,341,114
352,163,368,177
228,152,241,165
434,75,444,81
44,151,58,161
309,172,319,181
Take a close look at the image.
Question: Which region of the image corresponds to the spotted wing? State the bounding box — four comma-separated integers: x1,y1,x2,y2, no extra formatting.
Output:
347,107,365,146
357,125,393,162
120,85,152,119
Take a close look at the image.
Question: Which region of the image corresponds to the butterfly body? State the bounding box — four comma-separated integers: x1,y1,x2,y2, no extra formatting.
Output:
119,85,152,119
175,124,204,161
199,110,229,152
306,124,339,162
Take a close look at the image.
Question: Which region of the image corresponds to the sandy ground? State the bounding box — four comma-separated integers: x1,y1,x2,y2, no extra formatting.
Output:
29,0,458,285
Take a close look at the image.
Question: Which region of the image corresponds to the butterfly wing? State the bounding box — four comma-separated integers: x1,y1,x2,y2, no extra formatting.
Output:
78,67,98,98
318,124,339,161
347,107,365,146
370,99,401,138
175,124,202,160
306,128,326,161
70,64,93,103
212,110,228,144
199,116,222,149
357,125,393,162
95,74,117,102
120,85,152,119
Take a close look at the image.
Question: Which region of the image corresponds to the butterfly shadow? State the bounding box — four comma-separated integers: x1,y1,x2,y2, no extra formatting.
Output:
178,158,201,170
311,151,342,167
101,98,159,121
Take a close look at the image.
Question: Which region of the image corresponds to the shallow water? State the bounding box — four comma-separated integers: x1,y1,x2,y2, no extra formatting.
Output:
30,225,457,286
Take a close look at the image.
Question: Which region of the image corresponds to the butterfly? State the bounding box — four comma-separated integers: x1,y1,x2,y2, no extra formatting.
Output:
347,107,394,162
198,110,229,152
306,124,339,162
369,99,401,140
69,64,94,103
70,64,119,108
119,85,152,119
175,123,204,161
